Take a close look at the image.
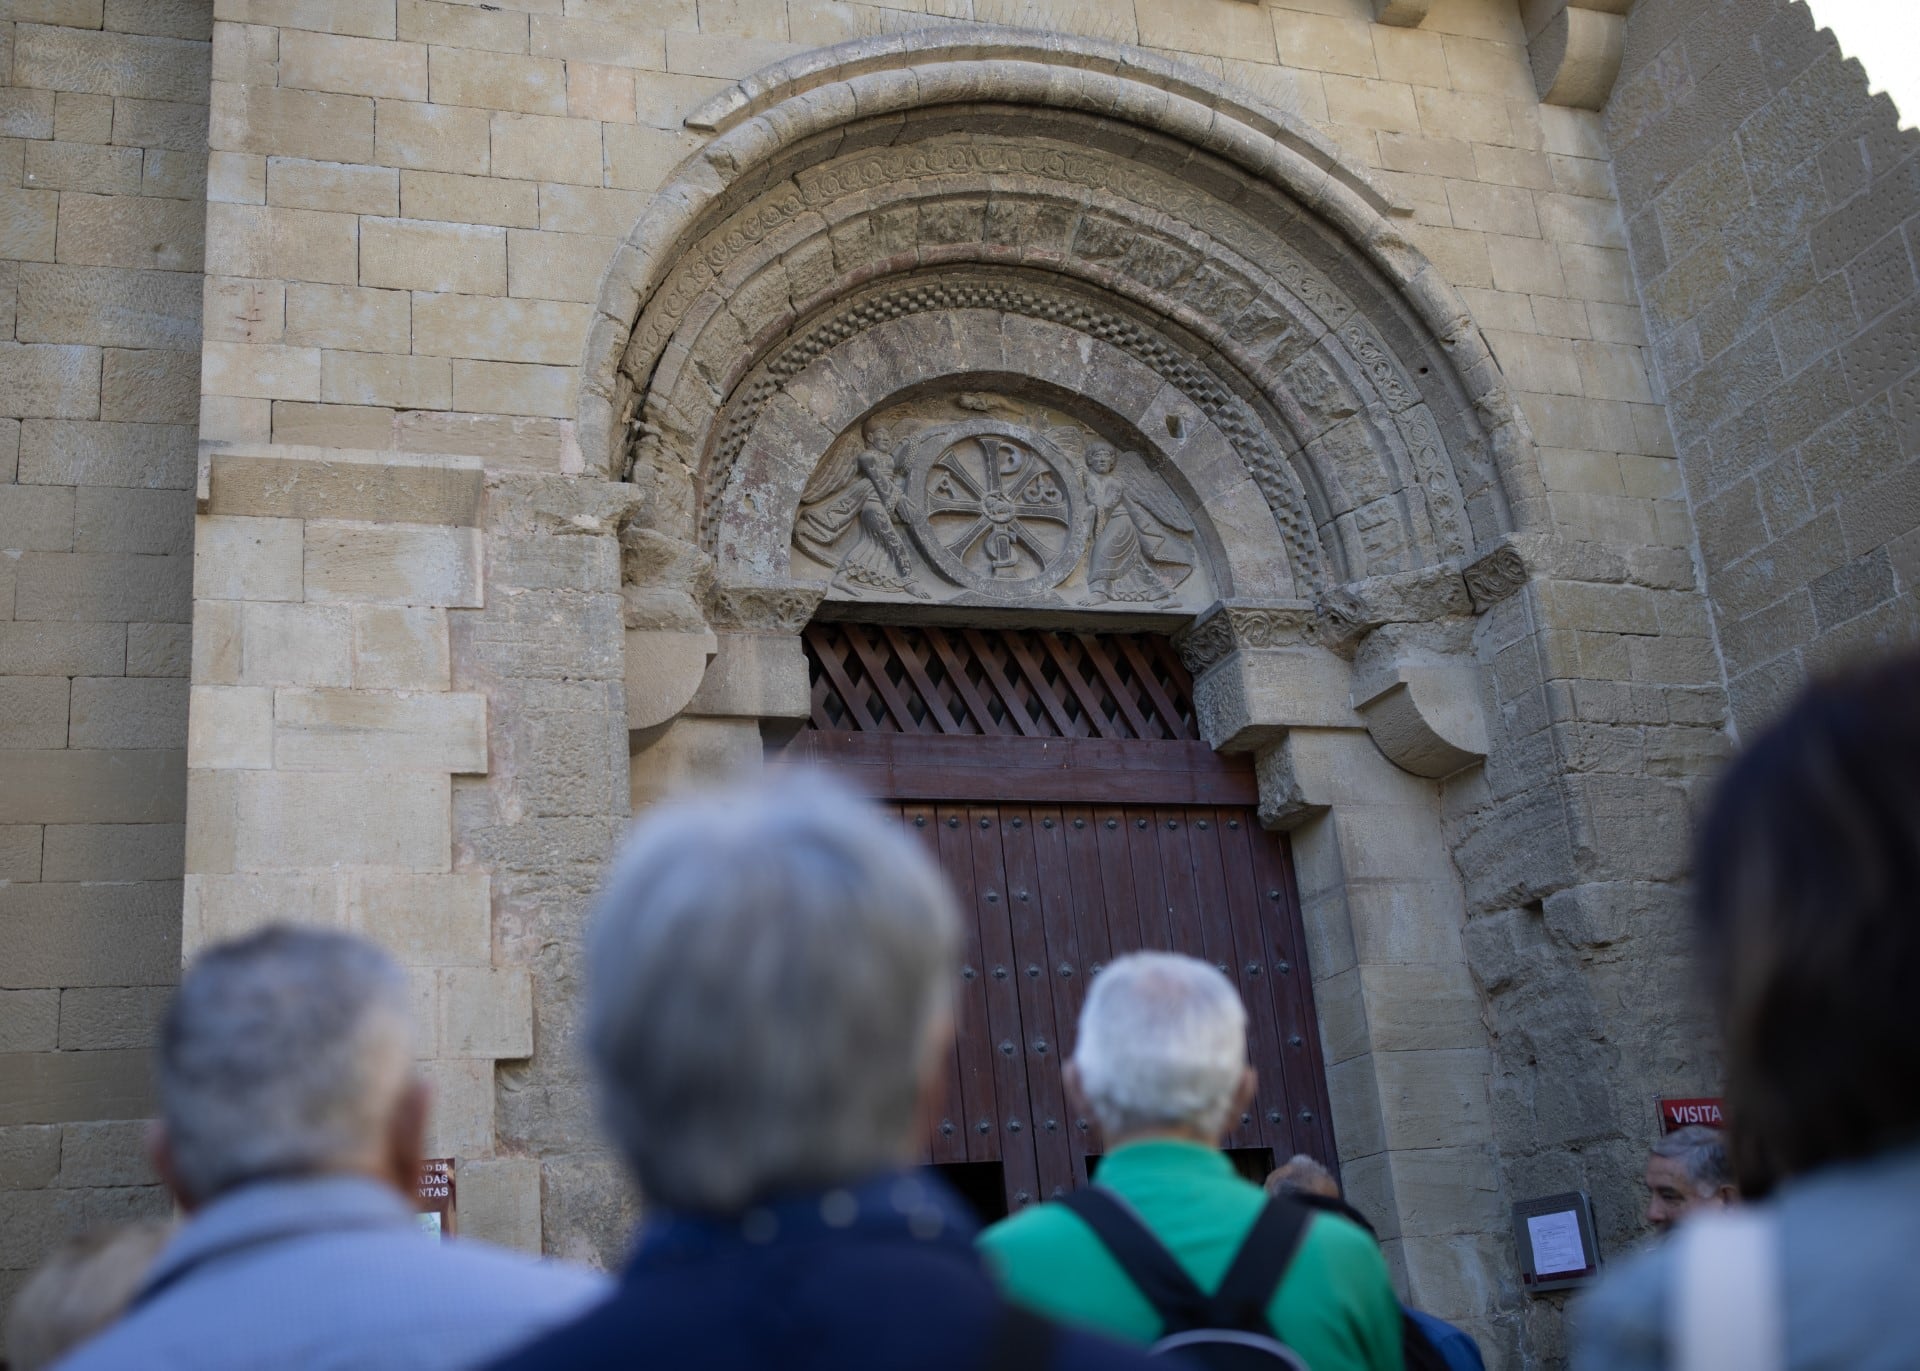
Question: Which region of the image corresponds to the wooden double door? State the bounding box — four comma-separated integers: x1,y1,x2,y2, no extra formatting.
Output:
787,622,1337,1217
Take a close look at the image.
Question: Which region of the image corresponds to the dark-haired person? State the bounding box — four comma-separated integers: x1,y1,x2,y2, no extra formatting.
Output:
1574,653,1920,1370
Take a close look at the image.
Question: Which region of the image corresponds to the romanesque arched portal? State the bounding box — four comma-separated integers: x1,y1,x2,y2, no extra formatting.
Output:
593,29,1554,1358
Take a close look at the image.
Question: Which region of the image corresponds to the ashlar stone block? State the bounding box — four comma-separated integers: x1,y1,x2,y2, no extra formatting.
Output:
0,678,70,750
352,605,450,689
418,1057,492,1155
211,84,374,165
427,47,565,116
398,171,538,229
0,343,101,419
304,521,483,608
459,1157,541,1253
279,30,428,101
213,0,397,40
437,967,532,1058
231,600,354,686
183,872,343,948
321,350,452,410
372,98,490,175
349,871,489,966
202,341,322,402
266,157,400,216
67,676,188,749
359,217,506,295
40,822,184,882
231,769,451,872
410,294,590,365
205,202,360,286
99,348,200,424
193,514,304,602
207,450,482,525
272,687,487,773
450,360,572,418
186,685,274,769
285,283,410,353
491,112,602,186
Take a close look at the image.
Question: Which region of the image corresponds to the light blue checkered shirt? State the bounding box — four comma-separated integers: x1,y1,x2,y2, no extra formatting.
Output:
58,1175,609,1371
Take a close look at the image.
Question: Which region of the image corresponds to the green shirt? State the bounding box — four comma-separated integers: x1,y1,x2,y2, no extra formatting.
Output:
978,1141,1404,1371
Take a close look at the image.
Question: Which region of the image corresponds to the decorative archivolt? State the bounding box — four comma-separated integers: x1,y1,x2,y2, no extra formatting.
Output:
584,27,1547,615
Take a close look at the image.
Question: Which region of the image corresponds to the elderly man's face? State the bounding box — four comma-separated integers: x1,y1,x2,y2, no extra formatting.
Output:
1643,1153,1721,1232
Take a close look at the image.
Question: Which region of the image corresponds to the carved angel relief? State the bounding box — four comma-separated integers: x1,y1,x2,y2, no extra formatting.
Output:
792,395,1211,610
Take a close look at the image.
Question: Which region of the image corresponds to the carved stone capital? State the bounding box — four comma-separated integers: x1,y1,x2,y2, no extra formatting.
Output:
1184,610,1360,753
1255,734,1335,832
1525,0,1630,110
704,581,825,635
1462,541,1531,612
1175,599,1334,676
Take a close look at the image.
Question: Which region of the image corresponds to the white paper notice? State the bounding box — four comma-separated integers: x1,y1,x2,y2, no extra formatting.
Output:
1527,1210,1588,1275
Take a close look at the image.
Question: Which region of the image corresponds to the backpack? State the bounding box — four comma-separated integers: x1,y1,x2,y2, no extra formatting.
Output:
1059,1187,1313,1370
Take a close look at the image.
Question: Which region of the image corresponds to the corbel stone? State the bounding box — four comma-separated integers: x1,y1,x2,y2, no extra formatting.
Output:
1349,624,1490,779
685,632,810,724
1523,0,1631,111
675,579,825,734
1177,600,1360,753
1370,0,1432,27
625,628,719,730
1255,731,1336,831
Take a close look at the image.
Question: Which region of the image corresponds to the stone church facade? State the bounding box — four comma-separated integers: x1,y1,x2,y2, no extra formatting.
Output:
2,0,1916,1365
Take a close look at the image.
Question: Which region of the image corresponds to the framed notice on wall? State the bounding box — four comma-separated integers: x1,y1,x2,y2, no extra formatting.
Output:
417,1158,456,1239
1513,1191,1600,1294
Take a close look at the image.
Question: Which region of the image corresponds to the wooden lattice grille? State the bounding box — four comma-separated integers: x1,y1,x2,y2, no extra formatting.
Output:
804,622,1200,741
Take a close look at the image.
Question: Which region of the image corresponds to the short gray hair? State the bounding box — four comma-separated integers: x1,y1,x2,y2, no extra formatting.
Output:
1073,952,1248,1139
160,926,413,1203
586,773,960,1213
1651,1125,1733,1194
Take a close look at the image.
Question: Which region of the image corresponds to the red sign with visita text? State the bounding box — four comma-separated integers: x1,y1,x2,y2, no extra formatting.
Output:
1659,1097,1724,1131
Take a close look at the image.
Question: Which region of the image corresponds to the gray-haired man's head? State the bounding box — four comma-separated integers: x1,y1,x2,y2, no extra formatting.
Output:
156,926,421,1208
1068,952,1255,1145
586,773,961,1214
1644,1125,1737,1232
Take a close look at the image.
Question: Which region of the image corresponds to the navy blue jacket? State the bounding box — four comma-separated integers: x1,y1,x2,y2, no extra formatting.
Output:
486,1171,1157,1371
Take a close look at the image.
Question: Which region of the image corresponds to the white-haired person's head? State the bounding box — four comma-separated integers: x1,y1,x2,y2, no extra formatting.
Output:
586,772,961,1214
1067,952,1255,1145
152,925,425,1209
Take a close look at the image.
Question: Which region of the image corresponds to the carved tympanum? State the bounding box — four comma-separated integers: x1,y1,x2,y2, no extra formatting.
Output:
792,394,1211,611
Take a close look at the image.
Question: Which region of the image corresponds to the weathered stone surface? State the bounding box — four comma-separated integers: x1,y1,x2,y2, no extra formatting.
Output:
305,522,483,607
274,688,488,773
208,451,483,525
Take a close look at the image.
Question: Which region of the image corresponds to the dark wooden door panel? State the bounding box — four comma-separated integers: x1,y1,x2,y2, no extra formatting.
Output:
962,803,1043,1207
996,807,1075,1203
795,626,1339,1213
899,802,969,1165
934,803,1000,1164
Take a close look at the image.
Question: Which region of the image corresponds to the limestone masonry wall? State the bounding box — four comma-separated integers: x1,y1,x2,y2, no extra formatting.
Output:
1607,0,1920,733
0,0,208,1315
2,1,1848,1366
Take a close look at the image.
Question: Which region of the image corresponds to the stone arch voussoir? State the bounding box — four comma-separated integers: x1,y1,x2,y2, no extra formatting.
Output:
584,27,1549,611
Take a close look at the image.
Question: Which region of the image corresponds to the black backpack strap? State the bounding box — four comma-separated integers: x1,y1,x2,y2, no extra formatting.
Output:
1058,1186,1214,1333
982,1302,1057,1371
1207,1196,1313,1331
